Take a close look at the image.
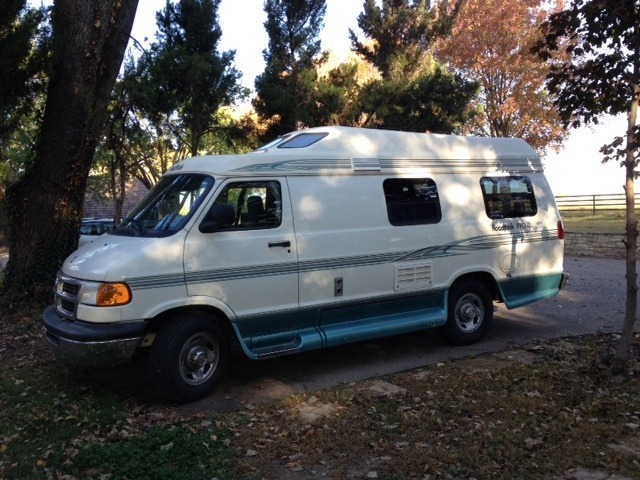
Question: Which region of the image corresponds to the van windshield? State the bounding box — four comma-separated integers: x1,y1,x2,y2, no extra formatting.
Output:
113,174,214,238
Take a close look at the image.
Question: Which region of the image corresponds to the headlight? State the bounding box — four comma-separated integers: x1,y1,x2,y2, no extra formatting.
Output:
79,281,132,306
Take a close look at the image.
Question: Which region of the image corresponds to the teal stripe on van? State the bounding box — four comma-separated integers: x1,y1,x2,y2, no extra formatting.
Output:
298,252,401,272
397,230,555,261
126,273,185,290
185,262,299,284
125,232,559,289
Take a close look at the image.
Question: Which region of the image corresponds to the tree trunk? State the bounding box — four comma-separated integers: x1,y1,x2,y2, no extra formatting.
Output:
109,150,126,226
612,83,640,375
3,0,138,302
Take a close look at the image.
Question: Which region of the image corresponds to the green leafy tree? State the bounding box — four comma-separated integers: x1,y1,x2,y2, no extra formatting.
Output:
3,0,138,302
534,0,640,374
349,0,476,133
253,0,327,139
94,75,153,222
137,0,245,158
199,109,259,154
0,0,51,225
124,55,182,183
0,0,48,155
358,60,477,132
310,60,362,127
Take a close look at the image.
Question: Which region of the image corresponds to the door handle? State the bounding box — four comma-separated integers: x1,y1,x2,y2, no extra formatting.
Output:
268,241,291,248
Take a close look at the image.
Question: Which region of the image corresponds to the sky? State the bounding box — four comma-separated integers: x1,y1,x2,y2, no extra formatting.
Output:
32,0,633,196
543,115,628,197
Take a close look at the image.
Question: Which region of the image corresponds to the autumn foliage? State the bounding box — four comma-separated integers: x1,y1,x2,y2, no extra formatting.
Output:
435,0,566,153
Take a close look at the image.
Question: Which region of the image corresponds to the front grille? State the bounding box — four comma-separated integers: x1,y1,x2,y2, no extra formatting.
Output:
55,273,83,320
61,282,79,296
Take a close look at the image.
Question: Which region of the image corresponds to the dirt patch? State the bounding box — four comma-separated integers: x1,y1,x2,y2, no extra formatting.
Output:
294,395,342,424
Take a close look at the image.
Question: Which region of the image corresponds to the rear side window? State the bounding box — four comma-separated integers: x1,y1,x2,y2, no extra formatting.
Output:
480,176,537,219
384,178,442,226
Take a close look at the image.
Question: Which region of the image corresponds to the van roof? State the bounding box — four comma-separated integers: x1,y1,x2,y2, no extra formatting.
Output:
173,126,542,176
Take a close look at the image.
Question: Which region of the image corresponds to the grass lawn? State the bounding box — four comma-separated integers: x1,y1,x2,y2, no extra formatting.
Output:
561,210,631,234
1,307,639,480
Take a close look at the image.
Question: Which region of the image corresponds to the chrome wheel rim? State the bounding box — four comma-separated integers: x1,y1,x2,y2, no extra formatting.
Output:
179,332,219,385
454,292,484,333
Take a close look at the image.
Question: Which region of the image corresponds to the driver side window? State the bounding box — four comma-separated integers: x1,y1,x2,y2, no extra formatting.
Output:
206,181,282,230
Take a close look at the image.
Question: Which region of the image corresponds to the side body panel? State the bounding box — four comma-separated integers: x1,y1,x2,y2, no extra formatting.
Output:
289,174,448,348
285,169,564,350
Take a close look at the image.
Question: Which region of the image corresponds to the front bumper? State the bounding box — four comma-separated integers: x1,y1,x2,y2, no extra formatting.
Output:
42,305,147,369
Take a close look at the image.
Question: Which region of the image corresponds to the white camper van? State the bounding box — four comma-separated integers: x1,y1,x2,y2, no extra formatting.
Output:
43,126,567,402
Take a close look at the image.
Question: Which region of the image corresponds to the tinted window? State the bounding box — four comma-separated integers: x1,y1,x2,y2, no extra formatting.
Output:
384,178,442,226
278,132,328,149
206,181,282,230
480,176,537,219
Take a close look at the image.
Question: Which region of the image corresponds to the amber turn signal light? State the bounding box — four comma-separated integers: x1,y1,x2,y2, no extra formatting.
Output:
96,283,131,306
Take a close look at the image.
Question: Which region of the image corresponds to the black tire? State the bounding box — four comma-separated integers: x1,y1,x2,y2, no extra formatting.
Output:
148,312,230,403
441,279,493,345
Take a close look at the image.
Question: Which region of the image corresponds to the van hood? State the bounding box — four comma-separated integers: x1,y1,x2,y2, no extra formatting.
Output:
62,232,186,282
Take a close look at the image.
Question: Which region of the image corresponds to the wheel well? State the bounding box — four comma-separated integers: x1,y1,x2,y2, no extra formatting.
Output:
144,306,235,342
450,272,501,302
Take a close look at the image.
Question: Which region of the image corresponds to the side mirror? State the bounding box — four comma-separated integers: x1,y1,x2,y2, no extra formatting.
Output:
199,203,235,233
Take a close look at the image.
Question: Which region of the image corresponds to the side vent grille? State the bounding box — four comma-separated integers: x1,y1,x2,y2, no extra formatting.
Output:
394,261,433,292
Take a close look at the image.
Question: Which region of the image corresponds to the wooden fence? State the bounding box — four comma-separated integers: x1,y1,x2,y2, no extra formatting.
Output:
555,193,640,214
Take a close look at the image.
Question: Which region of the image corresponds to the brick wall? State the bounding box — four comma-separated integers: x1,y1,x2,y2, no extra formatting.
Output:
564,232,625,259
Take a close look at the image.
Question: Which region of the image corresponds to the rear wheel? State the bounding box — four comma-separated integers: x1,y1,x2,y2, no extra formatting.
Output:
149,312,230,403
441,279,493,345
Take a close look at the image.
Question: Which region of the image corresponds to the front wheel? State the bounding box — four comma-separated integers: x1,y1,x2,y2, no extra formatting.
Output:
440,279,493,345
148,312,230,403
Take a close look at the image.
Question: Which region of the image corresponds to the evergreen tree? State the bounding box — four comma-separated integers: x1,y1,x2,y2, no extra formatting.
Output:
350,0,476,133
137,0,245,157
311,60,361,127
359,62,478,133
350,0,461,79
253,0,327,139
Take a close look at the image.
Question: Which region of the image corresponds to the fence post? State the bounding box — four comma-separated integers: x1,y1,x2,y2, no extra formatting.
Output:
592,195,596,215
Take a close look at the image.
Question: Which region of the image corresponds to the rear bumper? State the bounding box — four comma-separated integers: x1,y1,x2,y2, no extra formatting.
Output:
42,305,147,369
499,271,569,309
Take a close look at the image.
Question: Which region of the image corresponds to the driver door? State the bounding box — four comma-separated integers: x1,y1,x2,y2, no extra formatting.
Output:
183,178,299,343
